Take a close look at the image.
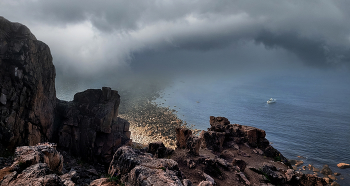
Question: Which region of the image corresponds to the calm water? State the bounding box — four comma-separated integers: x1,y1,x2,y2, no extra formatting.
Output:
155,70,350,184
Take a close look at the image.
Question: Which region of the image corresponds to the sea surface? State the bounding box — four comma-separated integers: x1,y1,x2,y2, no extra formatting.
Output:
155,70,350,185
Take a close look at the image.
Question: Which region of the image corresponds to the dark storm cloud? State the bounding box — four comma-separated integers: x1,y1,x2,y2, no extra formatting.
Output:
1,0,350,76
254,30,350,67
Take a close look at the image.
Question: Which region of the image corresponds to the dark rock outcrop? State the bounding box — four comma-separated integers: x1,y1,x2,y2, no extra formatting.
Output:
0,17,131,164
56,87,131,164
0,16,56,153
108,146,182,185
205,116,288,164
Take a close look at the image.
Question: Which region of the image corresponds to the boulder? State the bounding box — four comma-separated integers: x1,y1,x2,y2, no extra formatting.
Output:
320,164,332,175
108,146,183,186
56,87,130,164
337,163,350,169
0,143,65,185
209,116,230,126
13,142,63,173
0,16,57,152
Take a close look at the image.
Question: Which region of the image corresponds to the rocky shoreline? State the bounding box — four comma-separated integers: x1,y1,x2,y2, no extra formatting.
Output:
119,101,200,149
1,116,342,186
119,97,348,185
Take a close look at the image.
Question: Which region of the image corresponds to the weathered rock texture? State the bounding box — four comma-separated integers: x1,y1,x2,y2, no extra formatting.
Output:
171,116,327,186
0,16,56,153
108,146,183,186
0,143,65,186
203,116,287,162
56,87,131,164
13,142,63,173
0,17,131,164
0,163,64,186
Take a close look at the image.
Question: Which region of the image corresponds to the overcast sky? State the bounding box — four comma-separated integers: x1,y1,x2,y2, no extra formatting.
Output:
1,0,350,93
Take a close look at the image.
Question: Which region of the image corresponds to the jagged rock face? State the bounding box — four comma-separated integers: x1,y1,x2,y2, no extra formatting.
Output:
108,146,182,185
0,17,131,165
0,17,56,152
203,116,289,165
56,87,130,164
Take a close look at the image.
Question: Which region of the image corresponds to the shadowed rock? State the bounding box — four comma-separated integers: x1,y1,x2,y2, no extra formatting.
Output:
0,16,56,153
56,87,131,164
0,143,64,185
186,135,201,156
108,146,182,185
200,131,225,152
148,142,167,158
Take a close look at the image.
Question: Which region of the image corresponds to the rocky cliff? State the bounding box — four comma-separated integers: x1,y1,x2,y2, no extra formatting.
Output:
0,16,56,152
0,117,331,186
0,17,130,163
55,87,131,163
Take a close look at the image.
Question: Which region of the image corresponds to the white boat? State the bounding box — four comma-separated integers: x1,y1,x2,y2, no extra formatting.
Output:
267,98,276,104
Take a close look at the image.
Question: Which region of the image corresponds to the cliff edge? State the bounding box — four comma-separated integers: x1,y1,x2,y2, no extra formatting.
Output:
0,16,56,151
0,17,130,163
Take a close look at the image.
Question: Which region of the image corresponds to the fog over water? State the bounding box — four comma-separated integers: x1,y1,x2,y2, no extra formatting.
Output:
1,1,350,183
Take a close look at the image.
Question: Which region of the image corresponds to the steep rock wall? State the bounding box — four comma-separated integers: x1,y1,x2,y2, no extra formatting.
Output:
0,16,56,152
0,17,130,163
